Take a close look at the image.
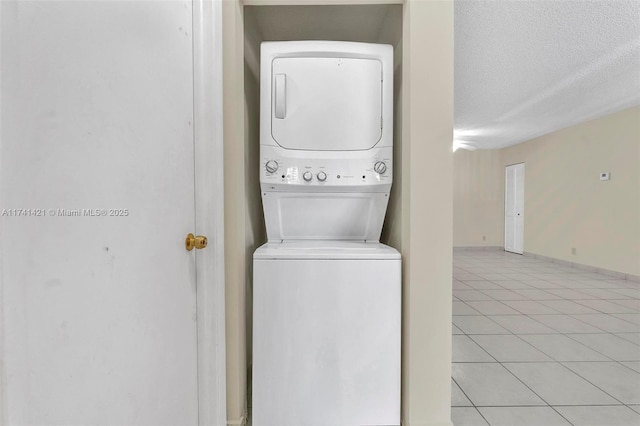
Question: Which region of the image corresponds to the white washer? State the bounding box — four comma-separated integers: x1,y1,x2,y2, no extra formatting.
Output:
253,242,400,425
253,41,400,425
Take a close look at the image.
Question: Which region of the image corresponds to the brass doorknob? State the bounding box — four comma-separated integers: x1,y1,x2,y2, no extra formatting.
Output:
185,233,207,251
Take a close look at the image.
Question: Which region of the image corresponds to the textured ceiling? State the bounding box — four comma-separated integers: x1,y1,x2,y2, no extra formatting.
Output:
455,0,640,149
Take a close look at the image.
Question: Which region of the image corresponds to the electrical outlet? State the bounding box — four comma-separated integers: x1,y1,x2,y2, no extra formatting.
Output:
571,247,576,255
482,235,486,241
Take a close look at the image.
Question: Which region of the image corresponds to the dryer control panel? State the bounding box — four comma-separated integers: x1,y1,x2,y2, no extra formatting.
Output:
260,146,392,191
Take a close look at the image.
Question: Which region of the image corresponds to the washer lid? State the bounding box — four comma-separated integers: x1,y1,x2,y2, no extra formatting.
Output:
253,241,400,260
271,56,383,151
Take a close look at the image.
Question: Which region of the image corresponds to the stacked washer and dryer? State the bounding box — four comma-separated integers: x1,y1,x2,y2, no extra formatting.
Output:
253,41,400,426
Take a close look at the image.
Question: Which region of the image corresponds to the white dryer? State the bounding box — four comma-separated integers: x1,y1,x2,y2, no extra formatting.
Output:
253,41,400,426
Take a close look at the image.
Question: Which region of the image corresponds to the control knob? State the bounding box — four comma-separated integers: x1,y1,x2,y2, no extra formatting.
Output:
303,171,313,182
265,160,279,174
374,161,387,174
317,171,327,182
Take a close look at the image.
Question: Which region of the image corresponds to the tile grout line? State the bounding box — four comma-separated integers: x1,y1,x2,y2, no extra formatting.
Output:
452,251,637,424
452,251,640,425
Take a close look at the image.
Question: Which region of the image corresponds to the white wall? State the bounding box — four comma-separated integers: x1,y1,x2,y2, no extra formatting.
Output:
501,106,640,276
453,106,640,277
399,2,454,424
453,149,503,247
222,1,248,423
242,5,267,415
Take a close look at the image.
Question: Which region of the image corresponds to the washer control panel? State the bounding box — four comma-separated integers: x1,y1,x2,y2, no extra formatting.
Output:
262,157,392,187
265,160,279,174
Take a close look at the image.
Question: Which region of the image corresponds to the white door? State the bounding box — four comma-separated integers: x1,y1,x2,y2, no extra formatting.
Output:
0,2,211,424
504,163,525,254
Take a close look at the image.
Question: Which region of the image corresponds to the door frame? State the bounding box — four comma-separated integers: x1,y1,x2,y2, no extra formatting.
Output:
193,1,227,425
504,162,525,254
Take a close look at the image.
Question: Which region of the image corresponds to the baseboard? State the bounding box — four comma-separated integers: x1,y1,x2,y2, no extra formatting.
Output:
453,246,502,252
522,252,640,282
402,421,453,426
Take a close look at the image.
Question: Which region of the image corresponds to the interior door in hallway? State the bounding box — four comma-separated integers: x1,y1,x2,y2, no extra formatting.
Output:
504,163,525,254
1,1,202,424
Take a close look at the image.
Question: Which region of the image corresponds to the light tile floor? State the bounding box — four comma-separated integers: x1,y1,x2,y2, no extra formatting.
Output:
452,250,640,426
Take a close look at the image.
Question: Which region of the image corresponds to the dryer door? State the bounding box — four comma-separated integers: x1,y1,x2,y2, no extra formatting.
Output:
271,57,382,151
